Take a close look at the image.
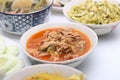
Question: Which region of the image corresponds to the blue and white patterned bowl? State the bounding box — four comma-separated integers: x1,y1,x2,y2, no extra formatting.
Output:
0,0,53,35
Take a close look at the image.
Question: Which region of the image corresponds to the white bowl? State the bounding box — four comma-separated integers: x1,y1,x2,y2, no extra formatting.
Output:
20,22,98,67
52,0,72,12
5,64,85,80
63,0,120,35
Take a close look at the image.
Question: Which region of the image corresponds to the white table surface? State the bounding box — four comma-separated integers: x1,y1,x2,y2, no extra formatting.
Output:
0,10,120,80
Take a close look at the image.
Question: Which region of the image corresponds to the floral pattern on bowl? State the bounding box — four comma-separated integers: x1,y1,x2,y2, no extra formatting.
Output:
0,0,53,35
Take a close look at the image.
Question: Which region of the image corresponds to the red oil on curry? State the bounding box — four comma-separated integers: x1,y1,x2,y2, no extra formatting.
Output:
26,28,91,62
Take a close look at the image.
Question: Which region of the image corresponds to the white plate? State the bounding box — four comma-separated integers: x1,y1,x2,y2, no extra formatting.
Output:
0,36,31,77
4,37,32,67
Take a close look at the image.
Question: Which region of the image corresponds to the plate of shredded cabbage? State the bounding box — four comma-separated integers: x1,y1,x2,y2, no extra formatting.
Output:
0,36,31,79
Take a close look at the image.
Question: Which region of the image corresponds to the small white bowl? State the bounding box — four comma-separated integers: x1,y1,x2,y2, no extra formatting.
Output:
20,22,98,67
5,64,85,80
63,0,120,35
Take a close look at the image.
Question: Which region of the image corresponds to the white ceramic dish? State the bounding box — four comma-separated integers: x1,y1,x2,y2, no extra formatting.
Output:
5,64,86,80
63,0,120,35
4,37,31,66
52,0,72,12
0,36,31,76
20,22,98,67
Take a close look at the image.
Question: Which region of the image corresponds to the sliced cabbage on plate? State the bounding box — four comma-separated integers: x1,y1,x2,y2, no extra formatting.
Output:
6,45,19,56
0,36,25,75
0,54,24,74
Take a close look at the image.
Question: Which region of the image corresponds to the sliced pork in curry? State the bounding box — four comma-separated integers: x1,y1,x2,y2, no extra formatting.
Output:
26,28,91,61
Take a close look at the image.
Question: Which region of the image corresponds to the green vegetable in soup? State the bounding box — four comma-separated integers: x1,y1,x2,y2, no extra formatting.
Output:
33,0,48,11
0,0,14,12
0,0,49,13
47,45,57,53
0,0,5,12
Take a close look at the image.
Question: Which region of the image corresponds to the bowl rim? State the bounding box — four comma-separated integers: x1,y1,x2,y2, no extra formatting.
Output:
5,64,84,80
63,0,120,27
0,0,53,15
20,22,98,64
52,6,63,12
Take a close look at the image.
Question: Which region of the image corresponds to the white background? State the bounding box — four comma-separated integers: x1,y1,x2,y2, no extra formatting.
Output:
0,10,120,80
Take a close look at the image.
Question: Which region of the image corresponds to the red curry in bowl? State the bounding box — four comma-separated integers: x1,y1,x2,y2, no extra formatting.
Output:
26,27,91,62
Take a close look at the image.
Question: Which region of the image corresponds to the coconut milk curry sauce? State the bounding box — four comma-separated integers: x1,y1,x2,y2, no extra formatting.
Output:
26,28,91,62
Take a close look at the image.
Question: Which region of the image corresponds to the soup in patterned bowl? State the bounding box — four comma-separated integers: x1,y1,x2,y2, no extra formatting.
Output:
0,0,53,35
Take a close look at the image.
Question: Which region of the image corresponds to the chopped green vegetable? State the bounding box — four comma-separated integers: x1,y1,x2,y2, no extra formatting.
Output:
6,45,19,56
0,54,18,71
33,0,48,10
67,0,120,24
39,47,47,52
0,36,25,75
47,45,56,53
7,59,24,75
